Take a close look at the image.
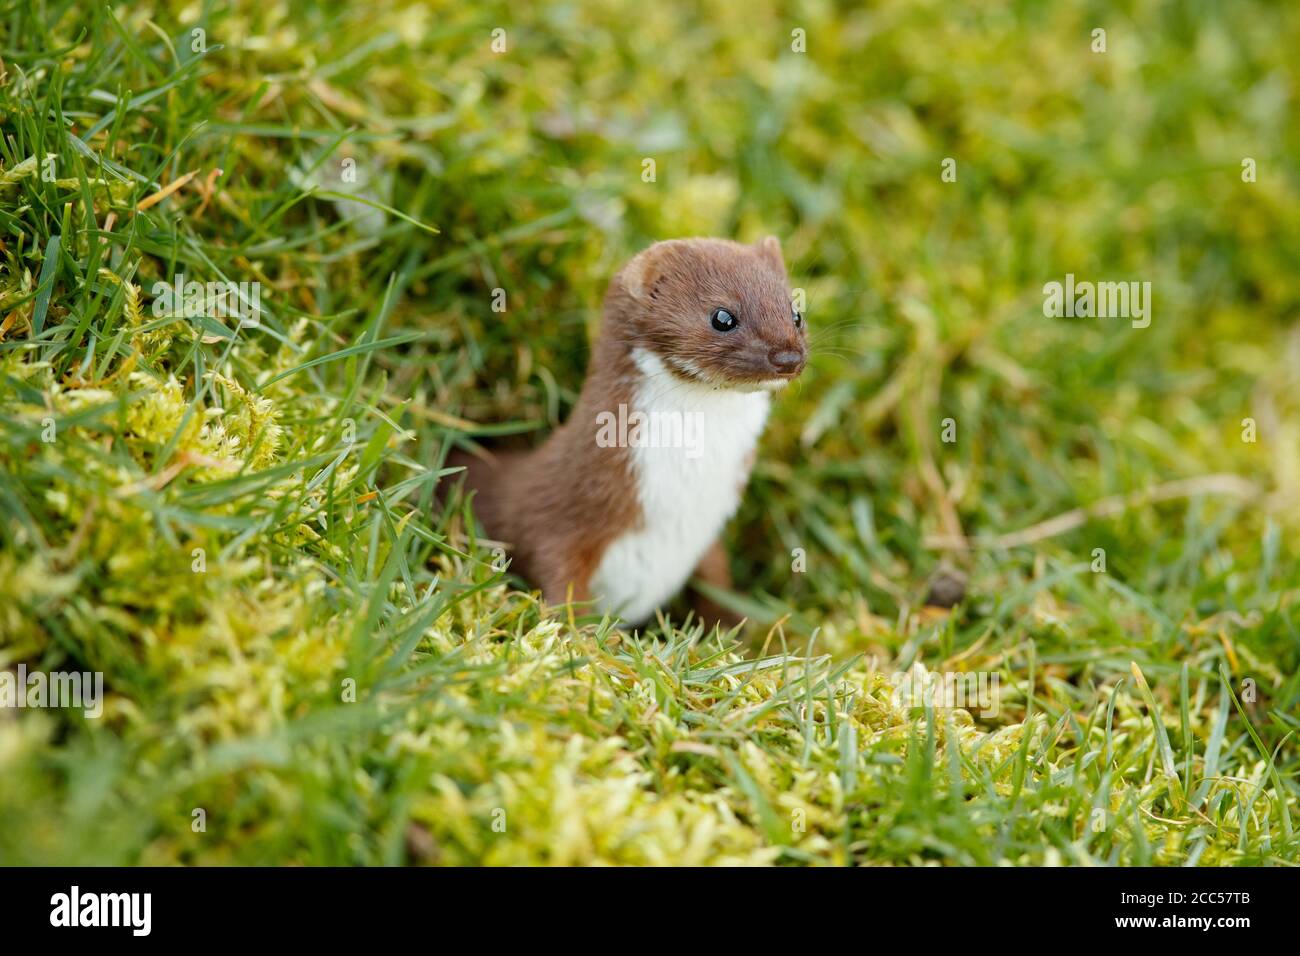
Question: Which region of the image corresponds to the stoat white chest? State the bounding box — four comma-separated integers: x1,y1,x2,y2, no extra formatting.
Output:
588,349,771,624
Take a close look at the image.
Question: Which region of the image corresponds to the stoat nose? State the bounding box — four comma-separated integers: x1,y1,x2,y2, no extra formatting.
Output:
768,348,804,374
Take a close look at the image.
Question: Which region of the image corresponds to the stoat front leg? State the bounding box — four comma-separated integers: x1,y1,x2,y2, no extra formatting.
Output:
687,538,743,631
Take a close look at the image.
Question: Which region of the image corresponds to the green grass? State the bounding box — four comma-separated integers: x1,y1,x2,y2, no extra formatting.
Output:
1,0,1298,865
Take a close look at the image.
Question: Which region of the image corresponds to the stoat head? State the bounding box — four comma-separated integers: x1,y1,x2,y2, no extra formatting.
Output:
610,237,808,392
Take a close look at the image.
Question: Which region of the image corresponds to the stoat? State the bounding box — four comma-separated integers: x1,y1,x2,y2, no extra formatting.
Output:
448,236,807,625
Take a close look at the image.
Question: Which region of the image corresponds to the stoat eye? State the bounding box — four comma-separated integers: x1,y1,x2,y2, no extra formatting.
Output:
792,306,804,329
710,307,738,332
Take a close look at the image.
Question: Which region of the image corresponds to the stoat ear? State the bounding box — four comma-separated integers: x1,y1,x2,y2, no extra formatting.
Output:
755,235,785,273
620,244,664,301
